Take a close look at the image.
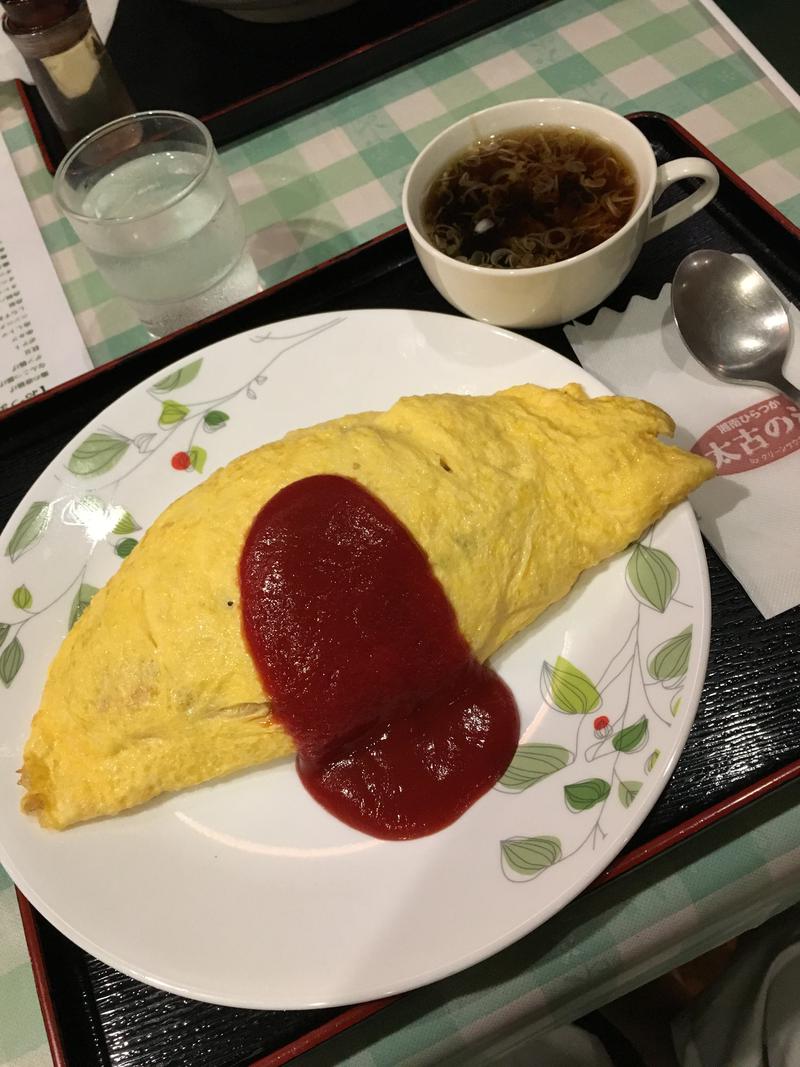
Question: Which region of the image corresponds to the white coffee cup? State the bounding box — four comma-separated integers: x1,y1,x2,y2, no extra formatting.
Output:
401,98,719,329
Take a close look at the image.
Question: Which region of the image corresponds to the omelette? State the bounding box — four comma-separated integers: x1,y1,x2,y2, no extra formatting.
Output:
21,383,714,829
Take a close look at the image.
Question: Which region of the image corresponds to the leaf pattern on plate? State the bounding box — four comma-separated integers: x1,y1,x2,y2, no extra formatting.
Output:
501,523,699,882
5,501,50,562
626,543,678,612
618,780,642,808
648,626,692,681
12,585,32,610
644,749,661,775
612,716,649,754
497,743,572,793
564,778,610,812
151,359,202,393
158,401,190,428
68,433,130,477
112,511,141,536
115,538,138,559
501,836,562,880
203,410,229,433
69,583,98,629
188,446,207,474
0,637,23,687
540,656,601,714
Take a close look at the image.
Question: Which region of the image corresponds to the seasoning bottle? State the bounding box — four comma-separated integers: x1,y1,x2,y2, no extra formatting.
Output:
1,0,135,148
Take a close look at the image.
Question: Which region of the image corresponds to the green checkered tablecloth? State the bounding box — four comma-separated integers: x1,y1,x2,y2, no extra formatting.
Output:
1,0,799,1063
1,0,799,368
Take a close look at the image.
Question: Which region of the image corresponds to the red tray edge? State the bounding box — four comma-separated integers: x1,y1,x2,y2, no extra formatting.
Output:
16,888,69,1067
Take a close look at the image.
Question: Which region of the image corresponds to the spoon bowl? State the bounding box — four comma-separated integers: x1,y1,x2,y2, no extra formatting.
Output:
671,249,799,403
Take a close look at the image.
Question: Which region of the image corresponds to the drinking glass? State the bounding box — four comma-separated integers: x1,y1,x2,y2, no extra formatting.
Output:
54,110,261,337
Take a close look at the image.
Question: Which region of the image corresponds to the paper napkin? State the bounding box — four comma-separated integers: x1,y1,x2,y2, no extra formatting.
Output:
565,258,800,619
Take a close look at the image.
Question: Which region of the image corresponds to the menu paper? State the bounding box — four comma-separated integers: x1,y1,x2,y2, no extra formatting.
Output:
0,134,91,412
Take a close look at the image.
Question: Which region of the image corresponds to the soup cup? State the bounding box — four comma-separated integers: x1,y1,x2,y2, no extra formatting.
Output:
401,98,719,328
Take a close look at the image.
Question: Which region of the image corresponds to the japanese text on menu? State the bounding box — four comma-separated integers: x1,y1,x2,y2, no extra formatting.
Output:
0,239,48,410
0,130,91,411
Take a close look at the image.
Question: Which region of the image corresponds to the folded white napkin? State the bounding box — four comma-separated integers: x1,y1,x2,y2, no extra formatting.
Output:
565,257,800,619
0,0,119,83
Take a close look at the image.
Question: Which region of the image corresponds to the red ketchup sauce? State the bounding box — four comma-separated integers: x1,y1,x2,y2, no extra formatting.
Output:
239,474,519,839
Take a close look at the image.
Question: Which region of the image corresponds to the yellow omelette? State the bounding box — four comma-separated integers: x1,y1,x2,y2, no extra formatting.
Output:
21,383,714,828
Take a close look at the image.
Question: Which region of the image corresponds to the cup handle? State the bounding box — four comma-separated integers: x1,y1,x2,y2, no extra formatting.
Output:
645,157,719,241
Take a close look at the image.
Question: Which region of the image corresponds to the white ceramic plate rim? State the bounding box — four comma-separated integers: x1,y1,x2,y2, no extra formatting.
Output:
0,310,710,1008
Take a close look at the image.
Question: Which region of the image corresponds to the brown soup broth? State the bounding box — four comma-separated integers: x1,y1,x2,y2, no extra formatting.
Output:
422,125,638,269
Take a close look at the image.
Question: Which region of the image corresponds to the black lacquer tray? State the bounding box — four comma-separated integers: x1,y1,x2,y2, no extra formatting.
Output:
18,0,543,173
4,115,800,1066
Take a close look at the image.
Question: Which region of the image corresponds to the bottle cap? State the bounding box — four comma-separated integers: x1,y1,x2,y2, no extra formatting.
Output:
1,0,81,33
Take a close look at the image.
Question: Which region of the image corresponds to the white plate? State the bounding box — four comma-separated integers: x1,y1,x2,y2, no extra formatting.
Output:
0,310,709,1009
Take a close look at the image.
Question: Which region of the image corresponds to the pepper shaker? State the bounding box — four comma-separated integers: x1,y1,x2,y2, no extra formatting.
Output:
1,0,135,148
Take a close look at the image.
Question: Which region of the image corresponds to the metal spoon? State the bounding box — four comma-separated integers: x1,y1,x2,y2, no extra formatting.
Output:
671,249,799,404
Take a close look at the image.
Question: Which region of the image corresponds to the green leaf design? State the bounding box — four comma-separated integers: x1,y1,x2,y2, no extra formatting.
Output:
68,433,130,477
188,445,207,473
5,501,50,562
0,637,23,687
612,716,649,754
564,778,610,812
626,543,678,612
69,583,98,629
203,409,229,429
618,780,642,808
115,538,138,558
158,401,190,428
112,510,141,536
645,749,661,775
12,585,32,610
498,743,571,793
541,656,601,714
648,626,692,681
0,623,8,647
670,695,682,718
501,836,562,879
152,359,202,393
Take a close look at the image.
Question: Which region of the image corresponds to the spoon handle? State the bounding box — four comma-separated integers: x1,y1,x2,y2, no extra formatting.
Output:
773,375,800,406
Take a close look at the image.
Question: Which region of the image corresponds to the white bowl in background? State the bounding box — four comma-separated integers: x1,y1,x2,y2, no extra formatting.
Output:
179,0,359,22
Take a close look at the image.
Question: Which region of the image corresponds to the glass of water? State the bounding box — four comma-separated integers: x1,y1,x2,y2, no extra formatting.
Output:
54,111,261,337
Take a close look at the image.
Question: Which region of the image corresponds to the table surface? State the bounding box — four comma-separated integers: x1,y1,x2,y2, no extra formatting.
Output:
1,0,799,1064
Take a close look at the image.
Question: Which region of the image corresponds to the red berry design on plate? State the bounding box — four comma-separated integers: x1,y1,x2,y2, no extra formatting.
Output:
593,714,612,739
171,451,191,471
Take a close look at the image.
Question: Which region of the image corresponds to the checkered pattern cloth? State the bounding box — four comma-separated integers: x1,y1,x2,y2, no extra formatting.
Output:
1,0,799,367
1,0,799,1062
